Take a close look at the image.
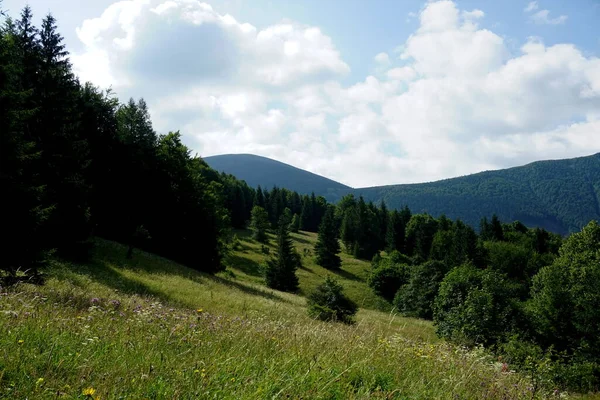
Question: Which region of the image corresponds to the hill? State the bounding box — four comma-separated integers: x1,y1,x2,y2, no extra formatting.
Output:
204,154,351,196
355,153,600,235
206,153,600,235
0,233,548,399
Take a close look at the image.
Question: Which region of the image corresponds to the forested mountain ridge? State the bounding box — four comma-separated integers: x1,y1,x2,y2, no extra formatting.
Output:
204,154,351,197
355,153,600,235
206,153,600,235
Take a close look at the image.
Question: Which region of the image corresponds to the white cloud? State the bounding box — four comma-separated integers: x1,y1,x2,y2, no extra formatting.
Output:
73,0,600,187
374,52,390,65
530,9,568,25
524,1,539,13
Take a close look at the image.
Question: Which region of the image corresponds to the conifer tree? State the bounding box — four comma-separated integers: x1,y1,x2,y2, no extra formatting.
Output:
315,206,342,270
265,216,300,292
250,206,270,243
290,213,301,233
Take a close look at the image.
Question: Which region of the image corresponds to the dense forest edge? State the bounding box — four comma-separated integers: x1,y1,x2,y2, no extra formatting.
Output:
1,4,599,397
206,152,600,235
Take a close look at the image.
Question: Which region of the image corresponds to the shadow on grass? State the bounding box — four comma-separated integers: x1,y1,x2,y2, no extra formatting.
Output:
227,254,263,277
206,275,293,304
330,268,363,282
290,235,313,245
52,238,293,307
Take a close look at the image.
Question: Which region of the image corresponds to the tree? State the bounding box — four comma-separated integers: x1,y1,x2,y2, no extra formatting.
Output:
368,260,409,302
405,214,438,260
0,13,50,278
434,264,520,346
265,218,300,292
314,206,342,270
289,213,300,233
250,206,270,243
528,221,600,362
307,276,358,324
394,260,450,319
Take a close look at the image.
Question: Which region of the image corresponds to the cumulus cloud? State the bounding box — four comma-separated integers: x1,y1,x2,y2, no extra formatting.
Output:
524,1,538,13
530,9,568,25
73,0,600,187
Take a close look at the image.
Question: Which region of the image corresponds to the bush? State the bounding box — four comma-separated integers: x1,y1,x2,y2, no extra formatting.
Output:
433,264,521,346
367,262,409,302
393,260,449,319
307,276,358,324
528,220,600,375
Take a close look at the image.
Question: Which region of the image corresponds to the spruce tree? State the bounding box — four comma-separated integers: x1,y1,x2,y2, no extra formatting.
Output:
315,206,342,270
265,217,300,292
250,206,270,243
290,213,301,233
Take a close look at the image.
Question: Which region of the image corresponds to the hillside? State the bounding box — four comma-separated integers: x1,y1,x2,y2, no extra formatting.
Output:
204,154,351,197
355,153,600,235
0,233,551,399
206,153,600,235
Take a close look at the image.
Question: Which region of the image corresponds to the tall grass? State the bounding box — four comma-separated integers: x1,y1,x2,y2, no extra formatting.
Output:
0,235,571,399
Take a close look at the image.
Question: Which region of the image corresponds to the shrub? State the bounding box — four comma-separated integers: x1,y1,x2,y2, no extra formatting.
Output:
433,264,521,346
393,260,449,319
367,262,409,302
528,220,600,374
307,276,358,324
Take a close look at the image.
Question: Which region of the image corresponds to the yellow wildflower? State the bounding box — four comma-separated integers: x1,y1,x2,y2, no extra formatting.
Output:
17,339,24,345
231,377,236,382
196,308,203,313
82,387,96,396
36,378,44,386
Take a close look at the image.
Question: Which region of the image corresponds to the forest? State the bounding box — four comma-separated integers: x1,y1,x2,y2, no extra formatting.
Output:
1,5,599,395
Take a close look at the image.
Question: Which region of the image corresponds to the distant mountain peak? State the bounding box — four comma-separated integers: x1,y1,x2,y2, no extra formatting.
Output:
204,154,351,196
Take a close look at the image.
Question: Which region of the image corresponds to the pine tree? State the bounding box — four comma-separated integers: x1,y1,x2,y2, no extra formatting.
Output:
1,15,50,278
315,206,342,270
254,186,265,209
250,206,270,243
290,213,301,233
265,217,300,292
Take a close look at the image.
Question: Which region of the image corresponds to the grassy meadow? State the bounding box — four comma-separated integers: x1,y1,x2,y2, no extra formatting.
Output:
0,231,580,399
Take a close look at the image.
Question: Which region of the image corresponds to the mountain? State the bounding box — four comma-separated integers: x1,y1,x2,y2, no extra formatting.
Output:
354,153,600,235
204,154,351,197
205,152,600,235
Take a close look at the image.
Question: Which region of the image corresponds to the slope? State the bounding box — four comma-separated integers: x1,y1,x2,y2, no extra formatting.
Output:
204,153,351,196
0,234,550,399
354,153,600,235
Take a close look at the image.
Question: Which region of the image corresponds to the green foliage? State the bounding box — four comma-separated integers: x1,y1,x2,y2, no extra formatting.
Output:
307,276,358,324
314,206,341,270
250,206,270,243
434,265,521,346
289,213,300,233
394,260,450,319
368,260,409,302
405,214,438,260
528,220,600,366
264,223,300,292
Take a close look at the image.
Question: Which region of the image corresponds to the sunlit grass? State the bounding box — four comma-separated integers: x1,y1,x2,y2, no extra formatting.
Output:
0,234,572,399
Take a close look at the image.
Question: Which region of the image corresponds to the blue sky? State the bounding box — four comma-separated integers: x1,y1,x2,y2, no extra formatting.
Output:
3,0,600,186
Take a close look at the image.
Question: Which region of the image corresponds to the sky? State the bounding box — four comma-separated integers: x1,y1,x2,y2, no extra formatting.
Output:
4,0,600,187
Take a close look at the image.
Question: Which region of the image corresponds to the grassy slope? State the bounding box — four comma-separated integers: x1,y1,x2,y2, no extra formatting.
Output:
0,232,577,399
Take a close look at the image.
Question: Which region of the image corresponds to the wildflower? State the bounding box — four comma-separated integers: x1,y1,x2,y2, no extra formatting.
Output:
90,298,100,305
194,369,200,374
36,378,44,386
109,299,121,309
196,308,203,313
231,378,236,382
17,339,24,345
83,387,96,396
